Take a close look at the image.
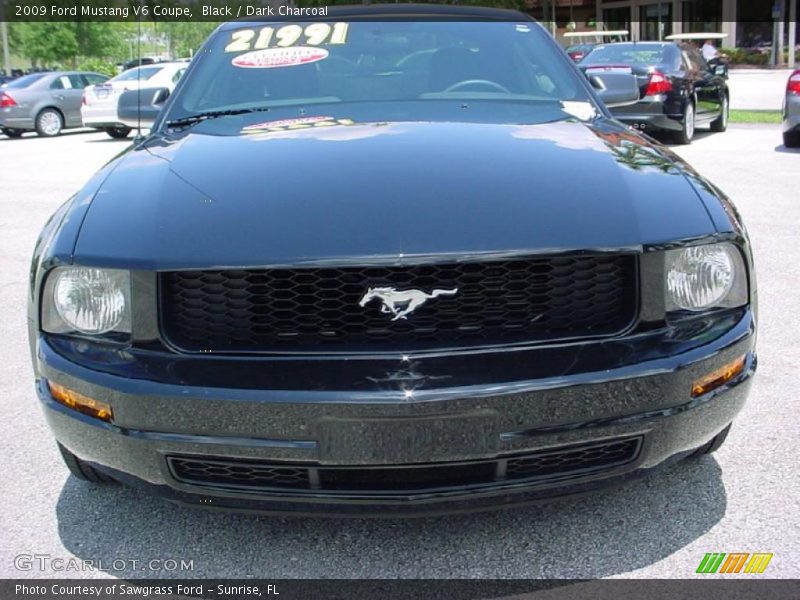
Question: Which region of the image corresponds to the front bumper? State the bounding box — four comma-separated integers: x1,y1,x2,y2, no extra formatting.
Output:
35,309,756,516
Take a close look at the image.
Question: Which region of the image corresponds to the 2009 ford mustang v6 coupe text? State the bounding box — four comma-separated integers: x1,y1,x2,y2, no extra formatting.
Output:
28,5,756,515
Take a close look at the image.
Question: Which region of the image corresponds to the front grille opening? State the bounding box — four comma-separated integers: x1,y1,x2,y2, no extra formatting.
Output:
319,462,497,491
168,458,309,489
505,437,642,479
167,437,642,496
160,255,637,353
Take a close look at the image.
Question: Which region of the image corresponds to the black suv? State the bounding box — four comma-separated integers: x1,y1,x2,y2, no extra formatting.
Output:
29,5,756,516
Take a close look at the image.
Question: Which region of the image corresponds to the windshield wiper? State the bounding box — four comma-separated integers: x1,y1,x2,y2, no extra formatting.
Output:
165,107,272,129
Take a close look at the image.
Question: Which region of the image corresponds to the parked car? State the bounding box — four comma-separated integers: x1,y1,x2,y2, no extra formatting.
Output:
81,62,188,139
565,43,596,62
30,7,756,516
0,71,108,138
580,41,729,144
122,57,157,71
0,75,15,87
783,69,800,148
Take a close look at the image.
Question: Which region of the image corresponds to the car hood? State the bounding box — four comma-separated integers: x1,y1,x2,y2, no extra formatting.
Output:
74,119,714,270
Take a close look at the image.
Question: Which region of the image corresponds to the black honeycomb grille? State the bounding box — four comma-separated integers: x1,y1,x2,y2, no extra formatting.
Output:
505,438,641,479
166,437,642,495
168,457,309,489
160,255,637,353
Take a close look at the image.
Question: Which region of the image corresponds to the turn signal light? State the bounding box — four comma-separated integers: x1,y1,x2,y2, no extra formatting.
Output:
48,382,113,421
691,355,746,398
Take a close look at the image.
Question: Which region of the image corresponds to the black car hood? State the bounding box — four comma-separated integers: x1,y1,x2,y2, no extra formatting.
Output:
74,119,714,270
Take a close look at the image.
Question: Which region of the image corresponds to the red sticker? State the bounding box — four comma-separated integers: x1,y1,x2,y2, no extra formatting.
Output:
232,46,329,69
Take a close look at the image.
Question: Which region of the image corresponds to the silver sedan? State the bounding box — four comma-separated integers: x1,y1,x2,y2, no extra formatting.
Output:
0,71,108,138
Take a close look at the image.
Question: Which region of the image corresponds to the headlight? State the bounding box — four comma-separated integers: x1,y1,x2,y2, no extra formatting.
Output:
665,243,747,312
42,267,130,336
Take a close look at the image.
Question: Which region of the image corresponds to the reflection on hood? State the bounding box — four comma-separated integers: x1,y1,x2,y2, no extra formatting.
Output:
244,120,403,142
511,121,608,152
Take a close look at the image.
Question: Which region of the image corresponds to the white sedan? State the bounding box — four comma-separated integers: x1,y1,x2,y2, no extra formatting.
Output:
81,62,187,138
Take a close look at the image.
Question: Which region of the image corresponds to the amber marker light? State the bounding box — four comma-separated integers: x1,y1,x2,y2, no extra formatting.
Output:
691,355,747,398
48,382,113,422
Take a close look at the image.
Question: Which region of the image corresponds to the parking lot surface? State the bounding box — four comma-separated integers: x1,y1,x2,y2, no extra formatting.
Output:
729,68,795,111
0,126,797,579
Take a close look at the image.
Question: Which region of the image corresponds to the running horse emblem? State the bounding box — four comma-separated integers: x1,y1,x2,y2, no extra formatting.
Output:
358,287,458,321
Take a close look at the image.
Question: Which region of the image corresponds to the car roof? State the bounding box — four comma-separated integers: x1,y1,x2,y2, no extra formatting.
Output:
593,42,670,48
153,62,188,68
219,3,529,30
45,71,103,76
122,62,184,69
666,32,727,41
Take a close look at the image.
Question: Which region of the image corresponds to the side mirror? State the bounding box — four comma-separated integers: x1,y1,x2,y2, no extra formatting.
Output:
713,64,729,78
588,72,640,108
117,87,170,130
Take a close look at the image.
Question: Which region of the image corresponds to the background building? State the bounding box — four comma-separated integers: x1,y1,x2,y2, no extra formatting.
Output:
529,0,798,66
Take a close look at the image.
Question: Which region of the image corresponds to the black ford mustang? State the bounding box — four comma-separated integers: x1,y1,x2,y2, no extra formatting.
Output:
28,5,756,516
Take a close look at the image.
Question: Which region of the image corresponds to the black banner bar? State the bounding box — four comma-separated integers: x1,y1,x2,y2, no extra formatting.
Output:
0,0,793,23
1,580,799,600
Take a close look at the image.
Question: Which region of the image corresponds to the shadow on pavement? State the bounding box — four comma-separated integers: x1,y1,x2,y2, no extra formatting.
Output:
55,457,726,579
84,138,135,144
656,130,714,148
0,130,96,142
774,144,800,154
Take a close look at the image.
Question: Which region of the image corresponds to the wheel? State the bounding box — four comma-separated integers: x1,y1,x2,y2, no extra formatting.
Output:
35,108,64,137
784,130,800,148
57,443,116,483
710,94,729,133
673,101,696,145
105,126,132,139
691,424,732,458
1,127,24,138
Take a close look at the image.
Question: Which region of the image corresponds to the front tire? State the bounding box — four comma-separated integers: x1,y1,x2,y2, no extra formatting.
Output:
674,101,696,145
784,130,800,148
1,127,24,138
710,94,729,133
57,443,116,484
35,108,64,137
105,126,132,139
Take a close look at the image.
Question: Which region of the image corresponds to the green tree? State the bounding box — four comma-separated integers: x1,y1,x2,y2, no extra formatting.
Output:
14,23,78,67
162,22,220,58
12,22,129,68
74,22,126,61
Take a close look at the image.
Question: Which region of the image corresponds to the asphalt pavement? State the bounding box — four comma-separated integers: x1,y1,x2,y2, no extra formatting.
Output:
0,125,797,579
728,68,794,111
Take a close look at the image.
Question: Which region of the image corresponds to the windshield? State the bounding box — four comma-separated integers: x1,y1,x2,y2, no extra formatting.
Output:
5,73,48,89
112,66,164,82
165,21,593,128
584,44,677,68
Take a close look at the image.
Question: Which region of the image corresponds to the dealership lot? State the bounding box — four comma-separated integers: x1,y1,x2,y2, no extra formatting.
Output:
0,126,797,579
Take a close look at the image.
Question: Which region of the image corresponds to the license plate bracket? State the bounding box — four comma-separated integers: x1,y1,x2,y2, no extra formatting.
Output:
317,411,499,464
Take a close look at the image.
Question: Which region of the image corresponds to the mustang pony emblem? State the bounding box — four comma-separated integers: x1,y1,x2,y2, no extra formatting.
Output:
359,287,458,321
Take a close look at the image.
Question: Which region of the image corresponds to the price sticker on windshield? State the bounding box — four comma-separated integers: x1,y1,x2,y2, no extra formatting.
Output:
225,23,349,53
